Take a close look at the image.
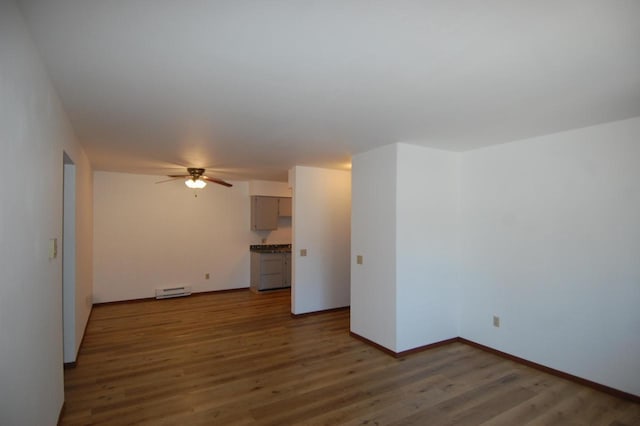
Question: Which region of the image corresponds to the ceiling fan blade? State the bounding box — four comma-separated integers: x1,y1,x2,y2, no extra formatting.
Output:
155,177,181,184
167,174,189,178
202,176,233,187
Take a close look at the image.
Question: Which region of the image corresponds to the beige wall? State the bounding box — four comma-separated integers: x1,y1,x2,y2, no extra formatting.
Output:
291,166,351,314
93,172,279,302
74,155,93,357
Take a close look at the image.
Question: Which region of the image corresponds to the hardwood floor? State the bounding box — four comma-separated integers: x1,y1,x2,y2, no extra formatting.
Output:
61,289,639,425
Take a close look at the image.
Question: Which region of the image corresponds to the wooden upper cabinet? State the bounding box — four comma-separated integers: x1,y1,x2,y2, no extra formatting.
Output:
251,196,292,230
278,197,292,217
251,196,278,230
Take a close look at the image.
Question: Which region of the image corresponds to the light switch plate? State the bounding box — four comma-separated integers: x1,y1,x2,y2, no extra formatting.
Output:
49,238,57,260
356,255,363,265
300,249,307,257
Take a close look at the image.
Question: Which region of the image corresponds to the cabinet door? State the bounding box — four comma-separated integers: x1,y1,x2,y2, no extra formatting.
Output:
282,253,291,286
278,197,292,217
260,253,284,290
260,274,285,290
261,254,283,274
251,196,278,230
250,252,261,291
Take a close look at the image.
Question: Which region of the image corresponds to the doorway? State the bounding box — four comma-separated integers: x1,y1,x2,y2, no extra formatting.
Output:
62,152,76,364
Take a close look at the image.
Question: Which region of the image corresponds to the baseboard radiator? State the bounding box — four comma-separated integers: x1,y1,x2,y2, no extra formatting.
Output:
155,286,192,299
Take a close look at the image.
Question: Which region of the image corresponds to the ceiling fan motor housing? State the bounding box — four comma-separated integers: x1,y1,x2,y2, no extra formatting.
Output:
187,168,205,179
159,168,232,187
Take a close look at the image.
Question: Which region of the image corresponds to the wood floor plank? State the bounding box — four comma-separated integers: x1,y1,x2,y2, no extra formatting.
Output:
61,289,639,425
478,380,576,426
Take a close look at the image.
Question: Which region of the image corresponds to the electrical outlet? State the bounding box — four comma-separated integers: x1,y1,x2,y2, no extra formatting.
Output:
356,255,363,265
493,315,500,328
205,273,210,280
300,249,307,257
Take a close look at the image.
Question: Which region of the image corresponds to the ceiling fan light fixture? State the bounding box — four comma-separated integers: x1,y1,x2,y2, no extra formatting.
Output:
185,178,206,189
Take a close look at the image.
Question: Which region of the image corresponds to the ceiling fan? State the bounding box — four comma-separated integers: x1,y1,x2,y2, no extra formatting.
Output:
157,168,233,189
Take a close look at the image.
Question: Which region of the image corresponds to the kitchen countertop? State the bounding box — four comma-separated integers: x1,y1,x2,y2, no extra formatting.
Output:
250,244,292,253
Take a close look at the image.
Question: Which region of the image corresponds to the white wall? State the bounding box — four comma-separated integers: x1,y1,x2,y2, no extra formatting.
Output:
252,216,292,245
94,172,259,303
74,151,93,356
291,166,351,315
351,144,398,350
249,180,292,197
395,144,459,352
351,144,459,353
62,156,93,364
459,117,640,396
352,123,639,394
0,1,93,424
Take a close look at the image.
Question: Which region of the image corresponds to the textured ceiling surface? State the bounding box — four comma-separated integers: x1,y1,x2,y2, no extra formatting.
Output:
19,0,640,180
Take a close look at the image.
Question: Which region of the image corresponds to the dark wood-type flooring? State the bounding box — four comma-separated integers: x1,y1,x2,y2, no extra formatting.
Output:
61,289,639,425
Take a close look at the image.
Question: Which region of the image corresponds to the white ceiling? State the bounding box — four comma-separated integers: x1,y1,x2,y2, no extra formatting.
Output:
18,1,640,181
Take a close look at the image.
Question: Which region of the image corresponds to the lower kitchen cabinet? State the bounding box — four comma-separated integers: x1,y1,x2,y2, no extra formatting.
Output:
250,252,291,291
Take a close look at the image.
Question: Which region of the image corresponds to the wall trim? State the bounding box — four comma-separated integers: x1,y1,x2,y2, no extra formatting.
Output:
397,337,460,357
92,287,250,306
458,338,640,404
349,332,398,357
63,304,94,369
68,288,250,368
57,401,65,426
291,306,350,318
349,333,639,403
349,332,458,358
69,295,640,404
192,287,250,298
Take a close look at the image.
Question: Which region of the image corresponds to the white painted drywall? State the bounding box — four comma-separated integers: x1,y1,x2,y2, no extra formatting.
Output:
64,152,93,364
249,180,292,197
395,144,459,352
459,117,640,396
74,149,93,358
252,216,292,245
291,166,351,315
0,1,93,423
350,145,398,350
93,172,256,302
351,144,460,352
